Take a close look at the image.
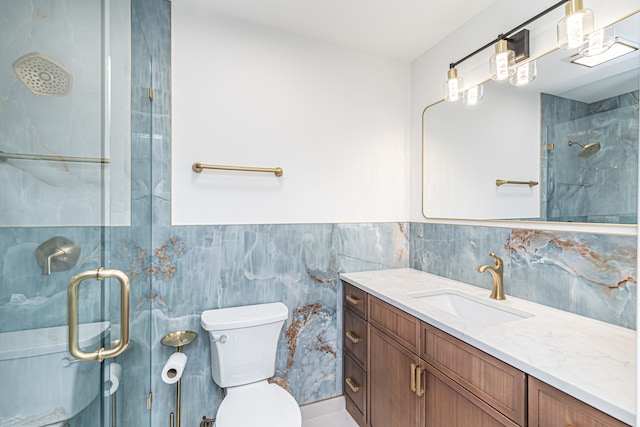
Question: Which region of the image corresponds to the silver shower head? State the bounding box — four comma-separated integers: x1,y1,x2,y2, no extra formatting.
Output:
568,140,601,158
12,52,73,96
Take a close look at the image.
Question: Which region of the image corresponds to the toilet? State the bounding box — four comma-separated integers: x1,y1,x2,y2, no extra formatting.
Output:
200,302,301,427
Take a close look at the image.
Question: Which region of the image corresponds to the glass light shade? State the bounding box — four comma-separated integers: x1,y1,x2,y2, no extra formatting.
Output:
509,61,537,86
579,26,615,56
557,0,594,50
489,40,515,81
462,84,484,105
443,68,464,102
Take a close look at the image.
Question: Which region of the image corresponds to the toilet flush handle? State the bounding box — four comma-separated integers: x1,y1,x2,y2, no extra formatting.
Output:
210,335,227,344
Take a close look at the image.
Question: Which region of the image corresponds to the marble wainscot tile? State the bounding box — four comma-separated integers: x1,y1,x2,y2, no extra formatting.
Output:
334,223,409,272
410,223,636,329
149,223,410,424
506,229,636,328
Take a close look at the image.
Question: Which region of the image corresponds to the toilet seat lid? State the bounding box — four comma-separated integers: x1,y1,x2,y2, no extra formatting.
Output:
216,382,301,427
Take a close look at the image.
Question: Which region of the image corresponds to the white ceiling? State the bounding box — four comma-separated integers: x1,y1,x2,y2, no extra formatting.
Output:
178,0,499,61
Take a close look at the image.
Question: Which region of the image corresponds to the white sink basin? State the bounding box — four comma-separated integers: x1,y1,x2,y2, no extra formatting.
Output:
409,289,533,325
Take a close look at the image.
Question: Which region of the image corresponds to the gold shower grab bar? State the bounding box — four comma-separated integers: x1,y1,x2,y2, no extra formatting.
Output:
0,151,110,164
495,179,539,187
192,162,283,177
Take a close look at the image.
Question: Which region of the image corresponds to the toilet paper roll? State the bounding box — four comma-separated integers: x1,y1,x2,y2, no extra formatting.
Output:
161,352,188,384
104,362,122,396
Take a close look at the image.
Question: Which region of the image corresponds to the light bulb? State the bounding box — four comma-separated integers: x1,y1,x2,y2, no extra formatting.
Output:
443,67,464,102
489,40,515,81
579,26,615,56
557,0,594,50
463,85,484,105
509,61,536,86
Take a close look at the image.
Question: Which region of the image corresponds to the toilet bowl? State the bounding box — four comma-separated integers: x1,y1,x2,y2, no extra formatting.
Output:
201,302,301,427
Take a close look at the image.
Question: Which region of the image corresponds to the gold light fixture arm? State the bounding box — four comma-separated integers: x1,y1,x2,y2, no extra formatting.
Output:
192,162,283,177
68,268,130,362
495,179,539,187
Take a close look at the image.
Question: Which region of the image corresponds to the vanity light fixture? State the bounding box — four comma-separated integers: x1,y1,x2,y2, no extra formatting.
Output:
463,84,484,105
578,26,615,57
557,0,594,50
442,0,571,100
489,38,516,81
444,66,464,102
510,60,537,86
571,37,638,67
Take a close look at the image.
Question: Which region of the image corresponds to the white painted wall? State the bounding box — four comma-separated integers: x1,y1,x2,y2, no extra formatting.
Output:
171,2,410,225
410,0,640,224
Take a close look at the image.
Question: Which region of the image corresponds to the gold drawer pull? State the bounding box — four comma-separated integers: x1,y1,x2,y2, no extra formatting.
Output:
415,366,425,397
346,331,361,343
410,363,417,392
345,377,361,393
346,294,361,305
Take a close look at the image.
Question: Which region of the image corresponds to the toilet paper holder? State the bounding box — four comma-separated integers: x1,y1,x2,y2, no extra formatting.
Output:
161,330,197,427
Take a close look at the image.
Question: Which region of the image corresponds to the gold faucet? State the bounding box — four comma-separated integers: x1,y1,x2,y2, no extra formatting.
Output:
476,253,505,300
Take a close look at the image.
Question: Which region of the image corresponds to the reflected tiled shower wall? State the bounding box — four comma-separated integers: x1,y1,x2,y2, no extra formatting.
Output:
542,91,639,223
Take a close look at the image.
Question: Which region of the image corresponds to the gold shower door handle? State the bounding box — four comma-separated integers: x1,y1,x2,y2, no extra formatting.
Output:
68,268,131,362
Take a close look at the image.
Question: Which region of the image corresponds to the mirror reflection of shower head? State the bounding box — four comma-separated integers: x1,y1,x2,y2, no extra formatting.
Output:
12,52,73,96
568,140,601,158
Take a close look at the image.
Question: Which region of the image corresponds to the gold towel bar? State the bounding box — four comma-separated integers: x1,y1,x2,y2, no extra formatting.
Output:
192,162,283,177
495,179,538,187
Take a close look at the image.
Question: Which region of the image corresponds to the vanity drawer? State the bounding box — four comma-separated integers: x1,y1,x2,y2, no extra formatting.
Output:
344,352,367,426
529,376,630,427
421,322,526,426
343,281,367,319
369,296,420,354
344,308,367,367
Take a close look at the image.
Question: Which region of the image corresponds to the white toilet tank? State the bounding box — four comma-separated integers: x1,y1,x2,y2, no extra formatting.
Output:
0,322,109,426
200,302,288,388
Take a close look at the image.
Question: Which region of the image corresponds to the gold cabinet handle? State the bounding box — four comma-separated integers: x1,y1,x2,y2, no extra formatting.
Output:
346,331,361,343
410,363,417,392
345,377,361,393
345,294,360,305
415,366,425,397
68,268,130,362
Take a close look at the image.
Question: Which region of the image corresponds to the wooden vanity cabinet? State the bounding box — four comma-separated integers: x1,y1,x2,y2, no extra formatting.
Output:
343,282,368,426
368,296,424,427
341,281,627,427
528,376,630,427
367,295,521,427
421,322,526,426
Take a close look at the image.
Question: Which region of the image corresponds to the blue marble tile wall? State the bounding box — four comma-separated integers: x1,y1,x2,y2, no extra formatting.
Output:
410,223,637,329
542,91,639,224
148,223,409,425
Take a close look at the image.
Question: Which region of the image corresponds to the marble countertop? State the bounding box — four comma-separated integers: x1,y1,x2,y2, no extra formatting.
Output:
340,268,636,426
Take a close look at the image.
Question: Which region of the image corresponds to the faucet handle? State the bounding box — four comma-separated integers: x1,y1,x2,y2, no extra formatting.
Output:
487,253,503,270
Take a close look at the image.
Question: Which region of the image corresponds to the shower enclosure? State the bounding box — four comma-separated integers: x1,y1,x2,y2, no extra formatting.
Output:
0,0,152,426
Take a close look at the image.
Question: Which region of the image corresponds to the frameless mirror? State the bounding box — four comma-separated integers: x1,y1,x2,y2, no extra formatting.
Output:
423,12,639,226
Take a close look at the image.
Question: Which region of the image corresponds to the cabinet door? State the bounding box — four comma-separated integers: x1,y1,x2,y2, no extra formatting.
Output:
369,325,425,427
529,377,630,427
425,364,520,427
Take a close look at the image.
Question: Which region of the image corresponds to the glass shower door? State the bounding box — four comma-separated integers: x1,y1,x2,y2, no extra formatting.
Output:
0,0,152,426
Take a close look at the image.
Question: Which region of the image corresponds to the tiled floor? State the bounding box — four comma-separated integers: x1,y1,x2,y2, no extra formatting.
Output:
302,410,360,427
301,397,359,427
